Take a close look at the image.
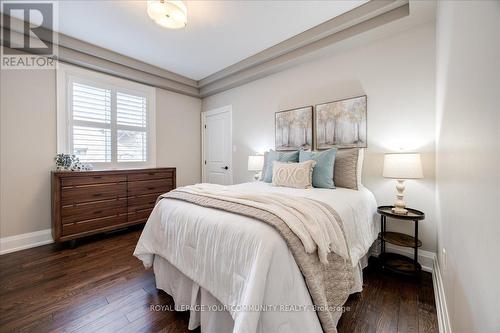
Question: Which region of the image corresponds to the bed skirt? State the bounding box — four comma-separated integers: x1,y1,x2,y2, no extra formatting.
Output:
152,254,368,333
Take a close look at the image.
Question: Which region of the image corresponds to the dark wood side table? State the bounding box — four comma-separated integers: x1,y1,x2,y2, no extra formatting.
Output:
377,206,425,277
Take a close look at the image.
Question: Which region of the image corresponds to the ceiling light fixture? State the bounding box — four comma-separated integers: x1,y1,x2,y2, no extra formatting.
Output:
147,0,187,29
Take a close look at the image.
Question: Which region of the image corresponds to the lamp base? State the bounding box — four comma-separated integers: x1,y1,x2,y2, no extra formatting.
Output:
391,206,408,215
392,179,408,215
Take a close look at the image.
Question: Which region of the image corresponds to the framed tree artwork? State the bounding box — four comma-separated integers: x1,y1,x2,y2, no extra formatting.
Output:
315,95,367,149
275,106,313,151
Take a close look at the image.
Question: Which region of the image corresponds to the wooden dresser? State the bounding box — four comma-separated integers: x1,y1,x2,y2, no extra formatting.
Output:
52,168,176,242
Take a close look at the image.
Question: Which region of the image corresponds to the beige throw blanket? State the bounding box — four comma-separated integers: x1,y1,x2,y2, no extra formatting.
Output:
174,183,349,264
160,184,355,333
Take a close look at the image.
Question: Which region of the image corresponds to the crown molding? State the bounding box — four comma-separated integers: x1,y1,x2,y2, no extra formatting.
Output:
56,32,197,88
1,0,409,98
198,0,409,97
56,42,199,97
1,15,199,97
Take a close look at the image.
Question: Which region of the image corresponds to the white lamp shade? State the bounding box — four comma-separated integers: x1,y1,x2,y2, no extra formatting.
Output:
383,153,423,179
147,0,187,29
248,155,264,171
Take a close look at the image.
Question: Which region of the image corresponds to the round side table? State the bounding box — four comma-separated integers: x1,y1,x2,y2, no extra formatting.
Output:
377,206,425,277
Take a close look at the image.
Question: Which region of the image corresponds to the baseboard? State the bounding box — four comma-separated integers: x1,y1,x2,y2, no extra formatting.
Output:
384,244,436,273
432,257,452,333
0,229,53,255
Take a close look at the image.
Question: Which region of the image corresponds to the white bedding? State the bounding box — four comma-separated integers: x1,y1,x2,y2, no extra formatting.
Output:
134,182,378,333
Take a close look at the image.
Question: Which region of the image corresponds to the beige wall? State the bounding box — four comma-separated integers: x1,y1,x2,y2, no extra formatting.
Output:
1,69,57,237
203,23,438,252
0,68,201,238
156,88,201,186
435,1,500,332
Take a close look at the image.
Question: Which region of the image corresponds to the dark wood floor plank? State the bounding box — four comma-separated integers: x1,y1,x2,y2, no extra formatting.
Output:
0,226,438,333
398,279,419,333
337,261,437,333
92,315,131,333
417,274,439,333
50,288,150,332
0,263,134,328
120,310,178,333
376,273,401,332
339,266,385,333
72,310,127,333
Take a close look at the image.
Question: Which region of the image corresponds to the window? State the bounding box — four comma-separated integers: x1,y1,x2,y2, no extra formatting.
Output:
57,64,155,169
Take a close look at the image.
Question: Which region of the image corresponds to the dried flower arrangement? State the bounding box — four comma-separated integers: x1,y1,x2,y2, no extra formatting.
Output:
54,153,93,171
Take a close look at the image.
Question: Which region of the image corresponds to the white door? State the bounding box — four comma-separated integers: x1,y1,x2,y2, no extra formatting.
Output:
203,106,232,185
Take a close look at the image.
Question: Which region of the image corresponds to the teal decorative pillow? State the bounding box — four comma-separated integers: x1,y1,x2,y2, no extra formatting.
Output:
261,150,300,183
299,148,337,188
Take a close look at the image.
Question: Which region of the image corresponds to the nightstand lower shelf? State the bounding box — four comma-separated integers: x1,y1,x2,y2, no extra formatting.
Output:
378,231,422,248
379,252,422,276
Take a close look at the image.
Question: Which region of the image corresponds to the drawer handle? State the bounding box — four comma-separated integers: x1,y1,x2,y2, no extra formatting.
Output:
93,193,102,197
147,187,155,190
148,172,156,176
94,210,103,214
93,176,102,179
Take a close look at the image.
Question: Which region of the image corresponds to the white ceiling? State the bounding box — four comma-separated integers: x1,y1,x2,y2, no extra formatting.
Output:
52,1,367,80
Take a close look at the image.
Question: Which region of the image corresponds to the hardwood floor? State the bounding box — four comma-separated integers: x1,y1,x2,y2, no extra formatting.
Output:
0,227,438,333
337,260,438,333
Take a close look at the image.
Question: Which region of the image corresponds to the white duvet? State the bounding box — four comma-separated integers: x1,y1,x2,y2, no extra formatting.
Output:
134,182,378,333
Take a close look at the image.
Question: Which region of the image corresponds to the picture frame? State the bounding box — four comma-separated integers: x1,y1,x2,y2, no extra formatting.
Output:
314,95,367,149
275,106,313,151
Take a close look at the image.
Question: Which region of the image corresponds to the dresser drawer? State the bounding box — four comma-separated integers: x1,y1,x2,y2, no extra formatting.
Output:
127,179,174,196
128,171,174,182
62,215,128,236
127,208,154,224
52,167,175,242
62,198,127,224
62,183,126,205
61,174,126,187
128,193,161,212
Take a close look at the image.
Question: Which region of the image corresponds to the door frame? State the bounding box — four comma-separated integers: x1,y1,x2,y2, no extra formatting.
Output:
201,105,233,184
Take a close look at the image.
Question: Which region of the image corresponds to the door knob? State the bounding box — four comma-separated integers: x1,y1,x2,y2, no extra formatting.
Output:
222,166,229,170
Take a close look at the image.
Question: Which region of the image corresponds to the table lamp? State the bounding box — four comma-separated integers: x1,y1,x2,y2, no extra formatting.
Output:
248,155,264,181
383,153,423,215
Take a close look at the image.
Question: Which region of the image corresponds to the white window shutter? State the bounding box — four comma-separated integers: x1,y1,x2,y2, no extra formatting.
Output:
73,83,111,124
116,92,148,162
59,63,155,169
71,82,112,163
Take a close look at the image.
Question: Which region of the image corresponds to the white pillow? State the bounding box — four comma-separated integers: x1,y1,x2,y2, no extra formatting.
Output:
272,160,316,189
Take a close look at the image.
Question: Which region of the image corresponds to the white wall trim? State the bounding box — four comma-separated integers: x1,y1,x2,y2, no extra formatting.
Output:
0,229,54,255
432,257,452,333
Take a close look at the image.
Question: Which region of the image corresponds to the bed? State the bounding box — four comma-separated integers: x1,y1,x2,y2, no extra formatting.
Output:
134,181,378,333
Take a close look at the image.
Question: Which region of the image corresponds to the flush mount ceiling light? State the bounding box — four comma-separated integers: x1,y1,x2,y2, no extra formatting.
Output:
147,0,187,29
